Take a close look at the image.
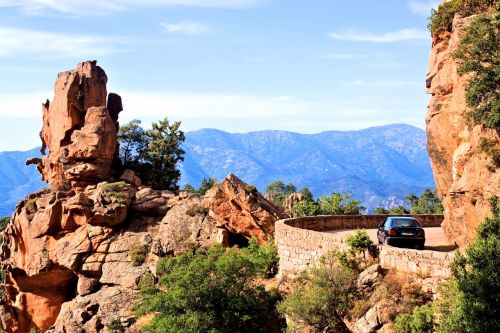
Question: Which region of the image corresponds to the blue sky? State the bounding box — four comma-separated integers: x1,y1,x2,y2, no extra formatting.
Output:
0,0,439,151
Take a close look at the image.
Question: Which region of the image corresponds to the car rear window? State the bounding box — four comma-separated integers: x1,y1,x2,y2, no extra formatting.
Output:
392,219,420,228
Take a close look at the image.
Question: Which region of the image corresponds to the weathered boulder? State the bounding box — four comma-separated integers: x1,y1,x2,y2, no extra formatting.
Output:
283,192,304,215
206,174,287,243
30,60,121,188
426,13,500,246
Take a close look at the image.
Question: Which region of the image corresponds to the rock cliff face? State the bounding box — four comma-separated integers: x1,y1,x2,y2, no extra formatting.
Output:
0,62,283,333
426,13,500,246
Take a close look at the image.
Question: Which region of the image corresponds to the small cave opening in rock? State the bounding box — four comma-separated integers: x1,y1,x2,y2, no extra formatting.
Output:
226,231,249,248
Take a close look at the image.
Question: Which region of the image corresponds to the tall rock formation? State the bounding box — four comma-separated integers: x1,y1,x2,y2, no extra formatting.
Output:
0,62,283,333
426,8,500,246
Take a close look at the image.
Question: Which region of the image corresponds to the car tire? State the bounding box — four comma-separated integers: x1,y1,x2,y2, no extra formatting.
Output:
417,243,424,250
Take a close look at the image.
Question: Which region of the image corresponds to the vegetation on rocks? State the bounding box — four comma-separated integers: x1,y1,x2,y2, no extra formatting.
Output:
428,0,496,34
265,180,297,208
129,242,148,267
136,242,280,333
453,3,500,131
100,181,129,204
118,117,185,190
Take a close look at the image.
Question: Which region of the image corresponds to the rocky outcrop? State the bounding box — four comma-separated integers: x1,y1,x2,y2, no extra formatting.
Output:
28,61,120,189
426,11,500,246
206,174,287,243
0,63,283,333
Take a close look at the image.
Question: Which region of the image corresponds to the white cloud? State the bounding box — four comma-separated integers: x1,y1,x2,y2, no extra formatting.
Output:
0,26,127,59
161,21,210,35
408,0,440,16
329,28,429,43
0,0,261,15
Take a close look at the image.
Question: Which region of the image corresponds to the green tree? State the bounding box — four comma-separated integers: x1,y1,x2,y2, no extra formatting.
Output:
265,180,297,208
317,192,365,215
182,184,196,193
454,3,500,130
390,206,411,214
299,187,314,202
118,118,185,190
136,245,280,333
118,119,147,167
443,196,500,332
405,189,443,214
291,200,320,217
374,207,389,215
197,177,218,195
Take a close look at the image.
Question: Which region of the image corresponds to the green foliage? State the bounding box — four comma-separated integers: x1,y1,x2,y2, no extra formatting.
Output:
444,196,500,332
100,181,129,204
291,200,320,217
182,183,196,193
137,245,281,333
106,319,125,333
317,192,366,215
129,242,147,267
374,206,411,215
0,217,9,232
454,4,500,130
244,184,257,193
197,177,218,195
278,251,356,331
299,187,314,202
405,188,443,214
374,207,389,214
433,280,464,333
346,230,378,259
394,305,435,333
118,119,146,166
428,0,496,33
265,180,297,208
479,138,500,170
240,236,279,278
118,117,185,190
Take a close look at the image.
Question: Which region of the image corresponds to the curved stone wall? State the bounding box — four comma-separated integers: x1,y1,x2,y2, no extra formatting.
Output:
275,215,454,278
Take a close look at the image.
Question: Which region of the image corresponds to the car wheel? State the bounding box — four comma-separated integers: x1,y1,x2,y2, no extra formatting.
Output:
417,243,424,250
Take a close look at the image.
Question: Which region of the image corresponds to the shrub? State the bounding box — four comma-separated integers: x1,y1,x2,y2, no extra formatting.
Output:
240,236,279,278
454,3,500,131
0,217,9,232
479,137,500,171
394,305,435,333
405,188,443,214
197,177,218,195
428,0,496,34
106,319,125,333
443,196,500,332
244,184,257,193
136,245,281,333
185,204,209,217
278,251,356,331
25,199,37,215
100,181,129,204
129,242,147,266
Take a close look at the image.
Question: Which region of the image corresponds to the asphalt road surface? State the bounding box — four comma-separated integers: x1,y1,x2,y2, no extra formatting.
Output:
326,227,456,252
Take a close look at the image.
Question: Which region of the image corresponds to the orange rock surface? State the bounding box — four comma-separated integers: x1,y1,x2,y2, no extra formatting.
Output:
426,14,500,247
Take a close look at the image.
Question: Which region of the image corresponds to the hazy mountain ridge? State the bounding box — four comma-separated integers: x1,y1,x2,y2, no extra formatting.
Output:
0,124,435,216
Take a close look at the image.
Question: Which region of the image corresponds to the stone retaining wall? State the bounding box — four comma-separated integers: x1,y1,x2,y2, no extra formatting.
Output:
275,215,453,278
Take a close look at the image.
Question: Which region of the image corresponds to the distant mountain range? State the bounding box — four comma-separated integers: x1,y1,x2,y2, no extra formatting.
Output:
0,124,435,217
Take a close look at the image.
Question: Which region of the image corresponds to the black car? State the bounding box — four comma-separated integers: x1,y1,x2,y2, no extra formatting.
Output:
377,217,425,250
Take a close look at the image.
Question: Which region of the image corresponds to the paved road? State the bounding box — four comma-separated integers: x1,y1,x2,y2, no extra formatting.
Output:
326,227,456,251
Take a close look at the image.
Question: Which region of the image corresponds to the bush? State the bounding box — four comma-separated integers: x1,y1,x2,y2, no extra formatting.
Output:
106,319,125,333
443,196,500,332
129,242,147,266
136,245,281,333
278,251,356,332
405,188,443,214
394,305,435,333
428,0,496,34
185,204,209,217
0,217,9,232
479,138,500,171
100,181,129,204
240,236,279,278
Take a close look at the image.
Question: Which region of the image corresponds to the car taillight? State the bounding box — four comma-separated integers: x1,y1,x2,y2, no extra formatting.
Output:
387,229,397,236
417,230,425,237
